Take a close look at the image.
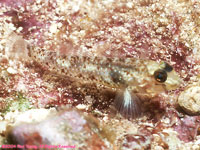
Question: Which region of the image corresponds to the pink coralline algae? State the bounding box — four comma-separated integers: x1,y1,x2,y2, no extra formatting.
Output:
174,116,200,142
1,0,200,149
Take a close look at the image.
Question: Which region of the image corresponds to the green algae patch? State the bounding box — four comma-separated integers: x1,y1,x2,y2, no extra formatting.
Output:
1,92,33,115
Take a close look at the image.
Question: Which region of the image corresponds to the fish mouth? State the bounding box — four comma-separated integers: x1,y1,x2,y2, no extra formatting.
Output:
164,77,183,91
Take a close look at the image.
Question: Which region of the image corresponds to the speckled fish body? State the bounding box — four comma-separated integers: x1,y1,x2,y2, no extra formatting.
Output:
29,49,181,118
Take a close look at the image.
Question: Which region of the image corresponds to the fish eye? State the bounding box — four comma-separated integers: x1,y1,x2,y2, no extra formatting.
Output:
154,69,167,83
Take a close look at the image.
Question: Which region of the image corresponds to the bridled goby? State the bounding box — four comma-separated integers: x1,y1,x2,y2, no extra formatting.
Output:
28,48,181,119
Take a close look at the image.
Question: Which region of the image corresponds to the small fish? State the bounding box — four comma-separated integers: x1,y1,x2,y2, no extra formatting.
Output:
29,48,181,119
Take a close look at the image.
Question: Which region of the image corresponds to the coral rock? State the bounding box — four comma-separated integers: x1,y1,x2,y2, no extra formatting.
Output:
178,86,200,115
6,108,111,149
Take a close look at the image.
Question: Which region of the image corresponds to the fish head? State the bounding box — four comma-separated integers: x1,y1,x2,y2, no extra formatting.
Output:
145,61,182,93
114,60,182,119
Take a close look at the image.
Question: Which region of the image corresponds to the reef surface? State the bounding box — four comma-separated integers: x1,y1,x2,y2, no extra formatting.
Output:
1,0,200,149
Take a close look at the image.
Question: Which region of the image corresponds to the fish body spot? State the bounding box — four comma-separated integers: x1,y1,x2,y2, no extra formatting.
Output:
110,70,125,84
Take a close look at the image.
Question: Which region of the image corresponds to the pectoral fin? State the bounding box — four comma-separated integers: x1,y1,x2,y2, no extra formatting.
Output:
114,88,142,119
